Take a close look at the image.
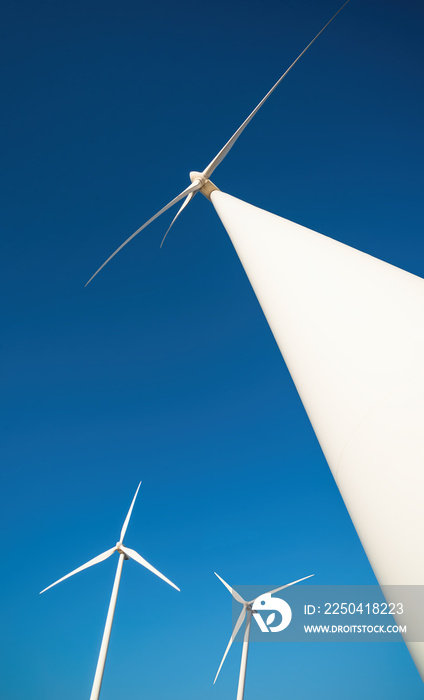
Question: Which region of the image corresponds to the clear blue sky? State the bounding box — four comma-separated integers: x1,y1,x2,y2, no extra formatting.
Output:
1,0,424,698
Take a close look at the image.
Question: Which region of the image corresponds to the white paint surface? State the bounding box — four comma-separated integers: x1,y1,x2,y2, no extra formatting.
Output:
212,190,424,678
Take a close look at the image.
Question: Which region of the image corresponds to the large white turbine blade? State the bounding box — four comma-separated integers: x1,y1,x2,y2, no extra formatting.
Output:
120,482,141,543
202,0,351,180
214,572,246,605
213,606,246,684
160,190,197,248
39,547,117,594
120,545,180,591
85,181,200,286
248,574,314,605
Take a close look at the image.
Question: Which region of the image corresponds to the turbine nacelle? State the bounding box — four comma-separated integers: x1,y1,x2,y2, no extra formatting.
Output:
116,543,129,559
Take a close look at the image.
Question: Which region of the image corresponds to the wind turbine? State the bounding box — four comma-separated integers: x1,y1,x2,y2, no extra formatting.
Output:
213,572,314,700
84,0,424,683
40,483,180,700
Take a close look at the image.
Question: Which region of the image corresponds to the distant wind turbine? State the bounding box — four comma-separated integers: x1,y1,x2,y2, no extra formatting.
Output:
214,572,314,700
40,483,180,700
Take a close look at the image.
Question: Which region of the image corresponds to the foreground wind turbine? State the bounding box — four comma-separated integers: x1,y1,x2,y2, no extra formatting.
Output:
40,483,179,700
214,572,314,700
84,0,424,683
85,0,351,286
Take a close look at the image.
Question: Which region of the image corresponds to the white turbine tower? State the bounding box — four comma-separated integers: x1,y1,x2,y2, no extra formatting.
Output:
40,483,180,700
214,572,314,700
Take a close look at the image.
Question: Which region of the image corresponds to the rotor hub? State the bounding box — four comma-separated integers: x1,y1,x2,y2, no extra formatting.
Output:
189,171,206,186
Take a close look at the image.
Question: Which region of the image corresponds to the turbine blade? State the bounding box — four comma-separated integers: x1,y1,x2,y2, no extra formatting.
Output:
39,547,117,594
85,181,200,286
248,574,314,605
120,482,141,543
202,0,351,180
214,572,246,605
160,190,196,248
213,606,246,684
120,545,180,591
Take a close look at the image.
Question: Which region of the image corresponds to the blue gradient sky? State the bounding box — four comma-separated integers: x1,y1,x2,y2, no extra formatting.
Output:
1,0,424,698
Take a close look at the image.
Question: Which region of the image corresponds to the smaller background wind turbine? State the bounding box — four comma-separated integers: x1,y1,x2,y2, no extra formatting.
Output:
214,572,314,700
40,482,180,700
